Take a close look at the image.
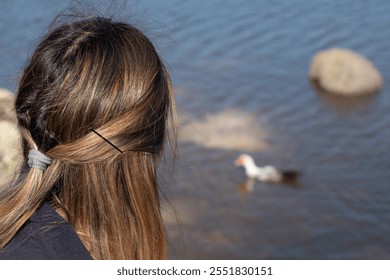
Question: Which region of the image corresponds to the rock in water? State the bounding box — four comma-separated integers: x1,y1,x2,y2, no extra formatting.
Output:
0,88,21,186
309,48,383,96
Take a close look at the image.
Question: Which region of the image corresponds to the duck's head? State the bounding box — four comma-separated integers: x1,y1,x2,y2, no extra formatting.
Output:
234,154,254,167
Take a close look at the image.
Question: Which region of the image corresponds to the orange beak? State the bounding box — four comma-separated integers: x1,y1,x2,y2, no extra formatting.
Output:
234,157,243,166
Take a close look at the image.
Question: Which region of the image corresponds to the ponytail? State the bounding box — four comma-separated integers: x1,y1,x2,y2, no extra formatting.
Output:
0,132,61,247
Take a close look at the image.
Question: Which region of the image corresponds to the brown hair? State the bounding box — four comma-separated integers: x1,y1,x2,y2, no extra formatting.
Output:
0,17,176,259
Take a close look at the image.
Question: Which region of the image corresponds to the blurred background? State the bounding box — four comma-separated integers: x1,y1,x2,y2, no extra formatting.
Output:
1,0,390,259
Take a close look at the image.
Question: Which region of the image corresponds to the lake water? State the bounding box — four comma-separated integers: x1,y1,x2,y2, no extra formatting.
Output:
1,0,390,259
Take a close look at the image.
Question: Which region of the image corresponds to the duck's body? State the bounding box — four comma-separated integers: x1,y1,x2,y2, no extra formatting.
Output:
235,154,299,182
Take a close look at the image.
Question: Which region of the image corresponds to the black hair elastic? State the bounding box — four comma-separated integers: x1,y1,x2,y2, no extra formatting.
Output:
91,129,123,153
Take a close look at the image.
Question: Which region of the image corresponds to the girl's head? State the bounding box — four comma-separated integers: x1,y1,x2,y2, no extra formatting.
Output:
18,17,172,158
0,17,175,259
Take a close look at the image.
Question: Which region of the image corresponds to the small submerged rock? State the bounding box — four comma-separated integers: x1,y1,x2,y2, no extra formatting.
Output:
179,109,269,152
309,48,383,96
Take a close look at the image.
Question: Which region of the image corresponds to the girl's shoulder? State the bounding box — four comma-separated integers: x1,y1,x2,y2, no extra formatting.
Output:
0,202,92,260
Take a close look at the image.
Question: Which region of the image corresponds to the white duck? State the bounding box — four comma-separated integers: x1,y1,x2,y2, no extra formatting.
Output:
235,154,299,183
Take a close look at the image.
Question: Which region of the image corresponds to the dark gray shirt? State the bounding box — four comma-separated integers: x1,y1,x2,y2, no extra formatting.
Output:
0,202,92,260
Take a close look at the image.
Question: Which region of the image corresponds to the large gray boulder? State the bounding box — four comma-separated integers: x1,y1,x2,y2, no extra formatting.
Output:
309,48,383,96
0,88,21,186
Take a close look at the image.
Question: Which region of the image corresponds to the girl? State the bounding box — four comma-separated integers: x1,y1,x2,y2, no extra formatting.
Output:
0,16,175,260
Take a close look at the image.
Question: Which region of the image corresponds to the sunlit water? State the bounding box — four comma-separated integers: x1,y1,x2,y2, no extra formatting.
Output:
1,0,390,259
